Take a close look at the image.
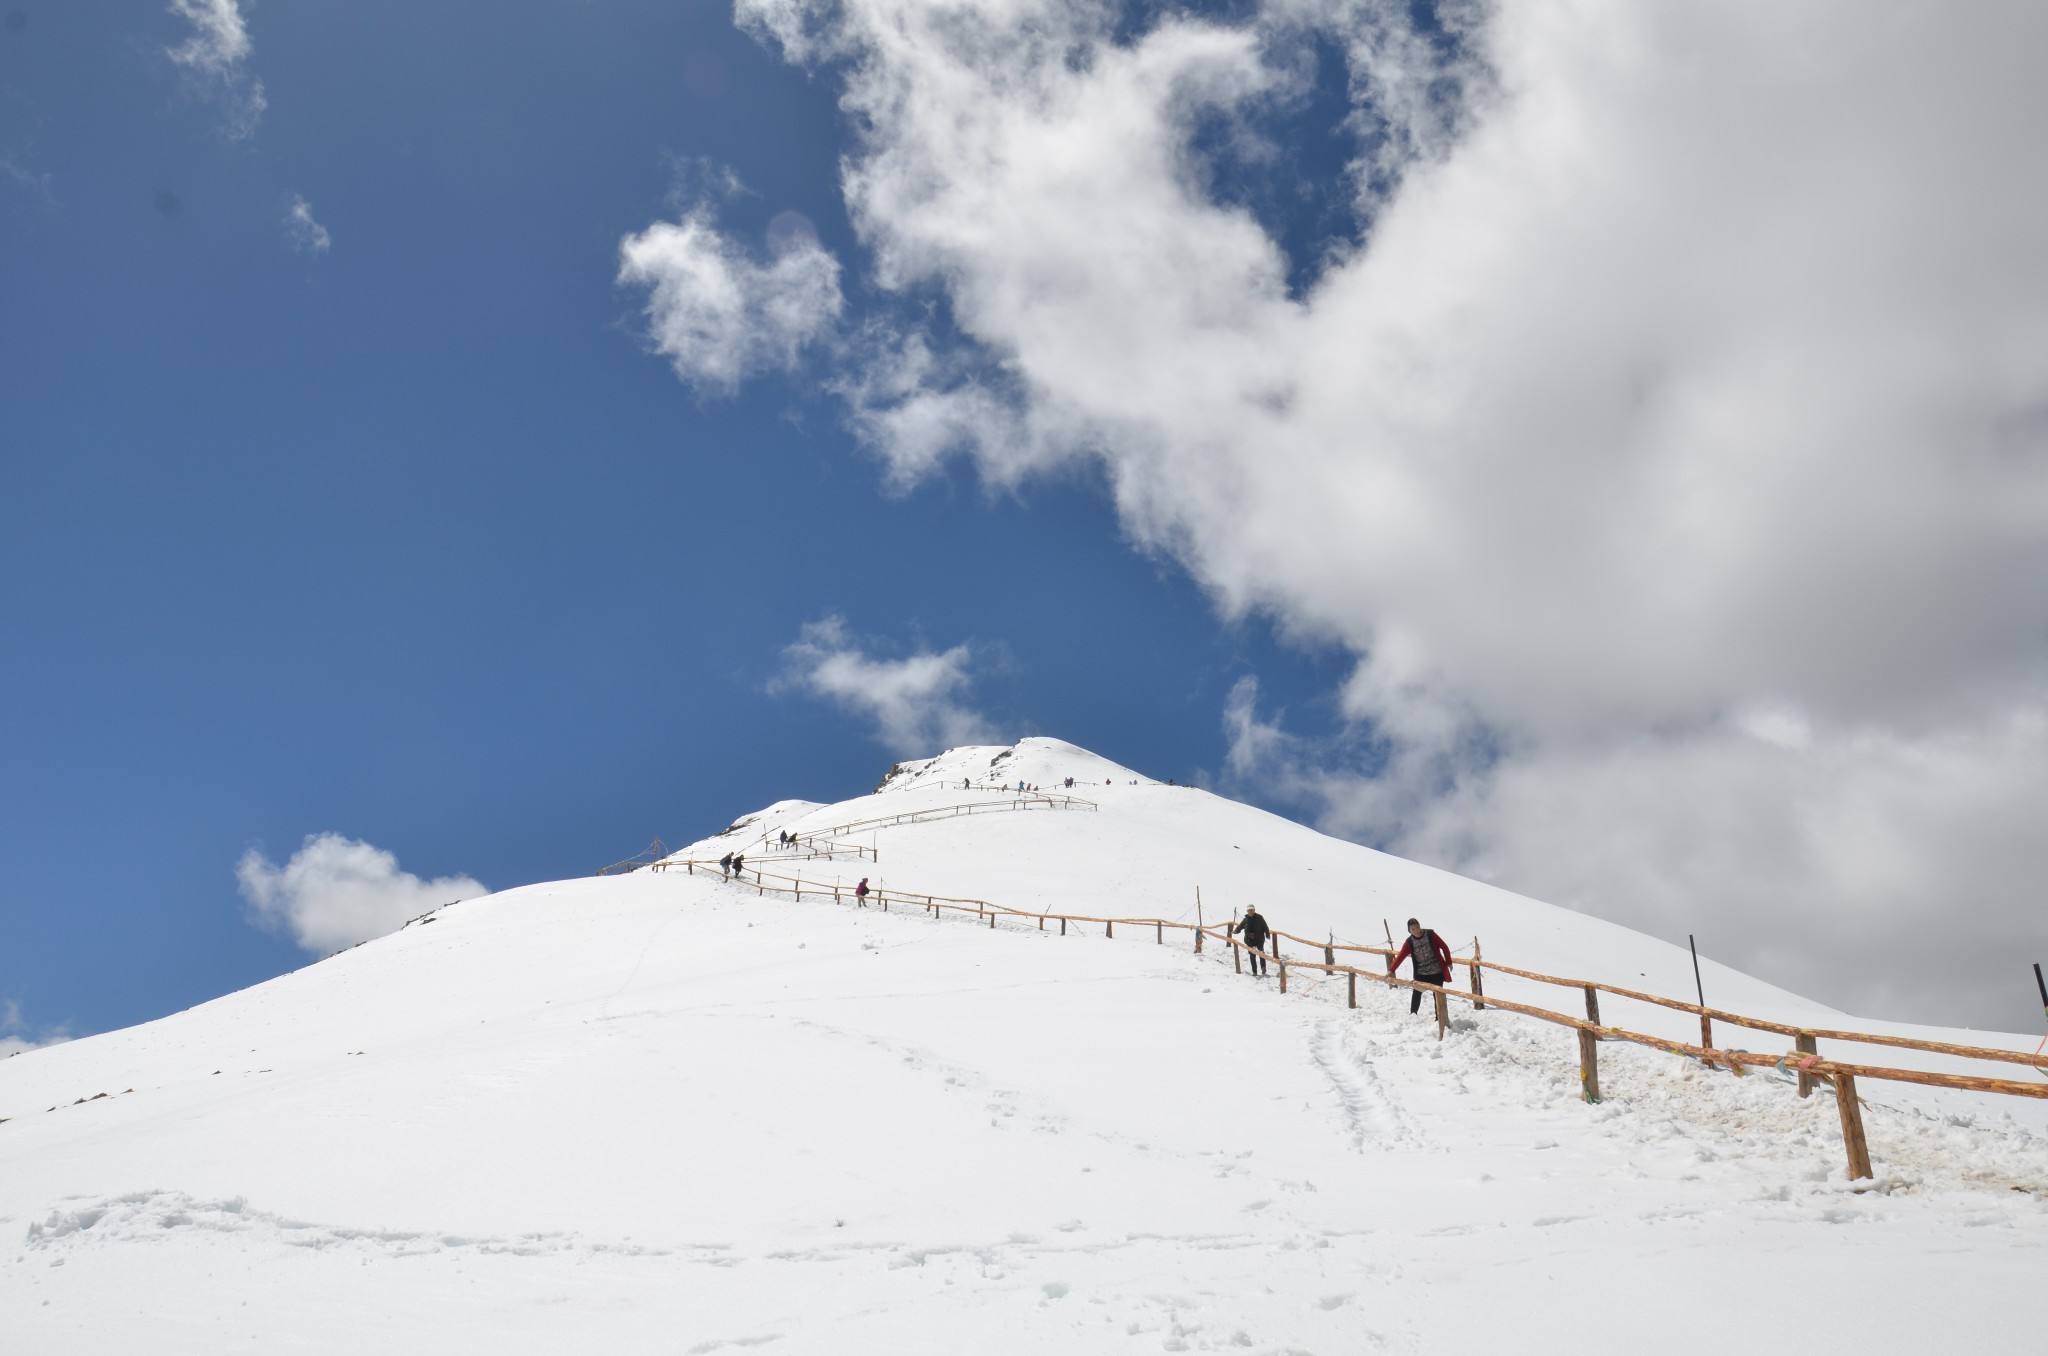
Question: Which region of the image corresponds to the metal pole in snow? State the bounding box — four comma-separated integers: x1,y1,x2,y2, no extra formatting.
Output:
1690,933,1712,1049
2033,962,2046,1018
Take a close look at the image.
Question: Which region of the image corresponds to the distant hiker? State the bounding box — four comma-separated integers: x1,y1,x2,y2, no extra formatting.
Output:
1229,907,1272,977
719,852,733,878
1388,918,1453,1014
855,877,870,907
731,852,746,879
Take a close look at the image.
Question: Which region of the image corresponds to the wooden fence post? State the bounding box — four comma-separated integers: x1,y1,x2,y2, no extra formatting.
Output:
1348,971,1357,1009
1578,1028,1601,1103
1106,920,1114,938
1060,917,1067,937
1156,922,1163,944
1233,940,1242,974
1583,985,1601,1028
1324,934,1335,967
1434,988,1449,1040
1470,939,1485,1011
1835,1073,1872,1180
1700,1015,1714,1050
1279,960,1288,994
989,910,995,929
1795,1033,1818,1098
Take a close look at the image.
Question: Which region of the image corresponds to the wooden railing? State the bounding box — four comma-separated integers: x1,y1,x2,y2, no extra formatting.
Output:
651,857,2048,1181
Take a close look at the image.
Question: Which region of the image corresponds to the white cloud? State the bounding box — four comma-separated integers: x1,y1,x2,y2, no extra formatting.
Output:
774,615,999,756
726,0,2048,1024
618,204,842,395
1,998,72,1059
1224,681,2048,1027
284,195,330,254
237,833,483,955
166,0,266,139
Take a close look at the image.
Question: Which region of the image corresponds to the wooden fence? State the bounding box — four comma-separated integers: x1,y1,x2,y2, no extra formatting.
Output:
649,857,2047,1181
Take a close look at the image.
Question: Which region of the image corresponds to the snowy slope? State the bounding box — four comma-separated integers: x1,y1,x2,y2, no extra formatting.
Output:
3,737,2044,1354
690,739,2048,1114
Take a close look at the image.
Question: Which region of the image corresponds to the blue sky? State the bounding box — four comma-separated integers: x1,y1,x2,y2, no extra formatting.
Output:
5,0,2046,1041
0,0,1352,1042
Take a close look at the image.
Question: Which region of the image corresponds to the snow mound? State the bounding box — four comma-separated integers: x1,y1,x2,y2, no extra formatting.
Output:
3,737,2044,1353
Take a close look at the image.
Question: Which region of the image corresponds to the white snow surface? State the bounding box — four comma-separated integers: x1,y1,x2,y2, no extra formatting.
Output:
4,736,2044,1353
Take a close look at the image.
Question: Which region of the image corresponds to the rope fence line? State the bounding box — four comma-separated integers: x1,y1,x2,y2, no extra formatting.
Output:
650,855,2048,1180
788,794,1098,849
702,794,1105,866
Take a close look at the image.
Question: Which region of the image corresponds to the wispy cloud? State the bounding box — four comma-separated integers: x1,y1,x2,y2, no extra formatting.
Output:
773,615,999,756
166,0,266,139
0,152,57,211
284,194,330,254
236,833,483,955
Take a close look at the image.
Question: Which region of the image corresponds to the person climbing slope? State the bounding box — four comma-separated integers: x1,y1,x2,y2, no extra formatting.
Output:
1229,906,1272,977
1388,918,1453,1014
855,877,869,907
730,852,745,880
719,852,733,878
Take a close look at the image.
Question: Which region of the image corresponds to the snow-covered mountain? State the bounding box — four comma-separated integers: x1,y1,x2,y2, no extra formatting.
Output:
3,737,2043,1353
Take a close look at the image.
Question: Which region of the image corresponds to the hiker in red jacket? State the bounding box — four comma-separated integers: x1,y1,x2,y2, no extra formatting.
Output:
855,877,870,907
1388,917,1453,1014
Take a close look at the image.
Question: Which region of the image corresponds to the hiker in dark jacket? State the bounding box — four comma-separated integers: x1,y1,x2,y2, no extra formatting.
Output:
719,852,733,878
731,852,746,879
1229,906,1272,976
1388,918,1453,1013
